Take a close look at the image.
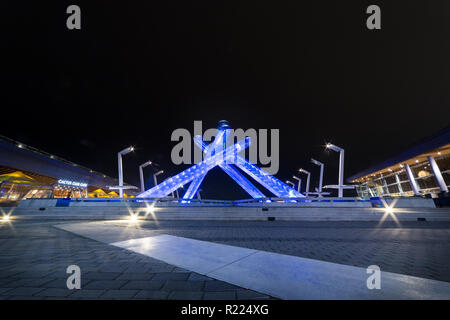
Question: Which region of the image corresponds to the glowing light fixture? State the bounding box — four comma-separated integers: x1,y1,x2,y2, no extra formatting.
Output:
117,146,134,198
310,158,324,194
324,142,354,197
192,125,303,199
286,180,295,188
138,121,303,199
139,160,152,192
139,137,252,198
298,168,311,196
153,170,164,187
190,132,265,199
292,176,302,193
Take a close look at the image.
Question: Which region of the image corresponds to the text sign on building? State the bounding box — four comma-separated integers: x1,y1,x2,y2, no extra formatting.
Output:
58,179,88,188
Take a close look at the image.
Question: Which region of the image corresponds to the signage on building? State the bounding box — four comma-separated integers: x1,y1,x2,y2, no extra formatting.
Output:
57,179,88,188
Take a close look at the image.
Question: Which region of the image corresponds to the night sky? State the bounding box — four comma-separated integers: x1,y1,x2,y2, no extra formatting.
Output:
2,1,450,199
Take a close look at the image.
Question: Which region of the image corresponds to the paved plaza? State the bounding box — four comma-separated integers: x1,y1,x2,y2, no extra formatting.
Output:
0,219,450,299
134,220,450,283
0,220,273,300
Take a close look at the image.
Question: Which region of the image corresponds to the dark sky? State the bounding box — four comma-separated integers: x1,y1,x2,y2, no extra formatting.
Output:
2,1,450,199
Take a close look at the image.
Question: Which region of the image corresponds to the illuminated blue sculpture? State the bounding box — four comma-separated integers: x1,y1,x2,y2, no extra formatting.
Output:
138,121,304,199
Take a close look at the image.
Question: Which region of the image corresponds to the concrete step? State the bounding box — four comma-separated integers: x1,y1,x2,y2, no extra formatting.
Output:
7,205,450,221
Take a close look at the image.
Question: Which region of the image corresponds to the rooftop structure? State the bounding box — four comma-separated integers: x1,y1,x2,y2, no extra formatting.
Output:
348,126,450,198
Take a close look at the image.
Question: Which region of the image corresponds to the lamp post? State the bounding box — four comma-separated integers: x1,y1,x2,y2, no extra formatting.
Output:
298,168,311,196
139,160,152,193
311,158,324,194
326,143,345,197
153,170,164,187
118,146,134,198
292,176,302,193
286,180,295,188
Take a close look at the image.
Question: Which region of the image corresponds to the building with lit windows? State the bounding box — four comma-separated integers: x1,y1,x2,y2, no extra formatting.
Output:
348,126,450,200
0,135,137,205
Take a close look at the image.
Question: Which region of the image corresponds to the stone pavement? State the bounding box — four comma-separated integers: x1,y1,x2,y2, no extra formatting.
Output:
0,220,274,300
1,219,450,300
133,220,450,283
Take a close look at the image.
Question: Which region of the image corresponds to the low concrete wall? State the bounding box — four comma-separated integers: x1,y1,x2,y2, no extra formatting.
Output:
6,205,450,222
17,199,58,208
380,197,436,208
18,196,437,209
240,201,373,208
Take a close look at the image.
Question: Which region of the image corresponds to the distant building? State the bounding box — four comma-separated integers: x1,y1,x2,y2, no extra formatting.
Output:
0,135,137,204
348,126,449,198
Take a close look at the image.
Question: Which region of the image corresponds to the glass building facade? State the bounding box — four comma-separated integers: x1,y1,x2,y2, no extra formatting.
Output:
0,135,137,205
352,153,449,198
349,126,450,199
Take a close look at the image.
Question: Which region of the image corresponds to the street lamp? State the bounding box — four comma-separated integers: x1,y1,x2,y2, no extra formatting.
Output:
325,142,347,197
118,146,134,198
311,158,324,194
139,160,152,193
298,168,311,196
292,176,302,193
153,170,164,187
286,180,295,188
